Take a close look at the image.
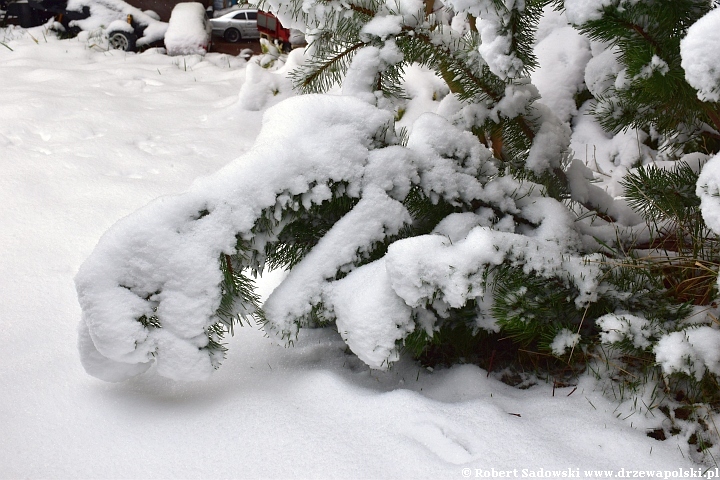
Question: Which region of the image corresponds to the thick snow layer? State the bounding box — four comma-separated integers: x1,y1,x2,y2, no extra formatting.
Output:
655,327,720,380
237,61,294,110
532,21,591,123
698,152,720,236
164,2,211,56
0,24,700,478
329,258,414,369
563,0,614,25
681,6,720,102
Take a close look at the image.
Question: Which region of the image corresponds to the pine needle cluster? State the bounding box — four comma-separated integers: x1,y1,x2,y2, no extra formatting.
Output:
576,0,720,150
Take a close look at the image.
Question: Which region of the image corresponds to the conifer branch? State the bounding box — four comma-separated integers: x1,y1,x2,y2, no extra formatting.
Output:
702,104,720,134
347,3,376,18
409,32,501,102
292,41,367,93
619,20,660,51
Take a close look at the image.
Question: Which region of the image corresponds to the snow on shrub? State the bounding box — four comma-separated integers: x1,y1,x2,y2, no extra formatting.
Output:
328,258,414,369
596,312,658,350
550,328,581,356
76,6,720,446
76,83,615,381
70,0,720,467
655,327,720,380
76,94,396,380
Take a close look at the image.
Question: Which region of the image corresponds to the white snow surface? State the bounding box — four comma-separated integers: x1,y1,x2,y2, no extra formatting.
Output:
698,152,720,236
532,23,591,123
597,312,657,350
655,327,720,380
563,0,614,25
0,25,698,478
164,2,211,56
681,6,720,102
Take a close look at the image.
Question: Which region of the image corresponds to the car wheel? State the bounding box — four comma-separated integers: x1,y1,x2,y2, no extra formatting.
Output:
108,31,137,52
224,28,241,43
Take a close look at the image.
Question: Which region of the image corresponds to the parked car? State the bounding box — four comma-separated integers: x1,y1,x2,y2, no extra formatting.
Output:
209,8,258,43
3,0,168,52
164,2,211,55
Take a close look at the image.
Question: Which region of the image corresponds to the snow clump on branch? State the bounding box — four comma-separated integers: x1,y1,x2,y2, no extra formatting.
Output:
76,89,608,381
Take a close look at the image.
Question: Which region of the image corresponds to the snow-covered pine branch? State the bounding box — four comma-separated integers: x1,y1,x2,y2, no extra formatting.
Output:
77,82,623,381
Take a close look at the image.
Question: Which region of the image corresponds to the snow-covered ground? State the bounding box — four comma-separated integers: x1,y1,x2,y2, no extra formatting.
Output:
0,26,698,479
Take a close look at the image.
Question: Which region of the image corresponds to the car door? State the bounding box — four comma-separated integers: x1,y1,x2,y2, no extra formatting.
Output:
228,11,245,33
243,10,259,39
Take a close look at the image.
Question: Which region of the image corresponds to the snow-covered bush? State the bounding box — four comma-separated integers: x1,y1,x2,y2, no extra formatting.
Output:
76,0,720,458
78,0,624,382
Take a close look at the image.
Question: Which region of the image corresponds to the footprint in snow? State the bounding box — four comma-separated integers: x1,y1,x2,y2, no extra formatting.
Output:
404,419,480,464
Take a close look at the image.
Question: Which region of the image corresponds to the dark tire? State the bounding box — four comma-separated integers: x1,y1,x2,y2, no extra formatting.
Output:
224,28,241,43
108,31,137,52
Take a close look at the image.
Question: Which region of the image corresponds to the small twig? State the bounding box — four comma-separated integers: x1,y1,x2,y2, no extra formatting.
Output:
486,349,497,377
225,254,234,279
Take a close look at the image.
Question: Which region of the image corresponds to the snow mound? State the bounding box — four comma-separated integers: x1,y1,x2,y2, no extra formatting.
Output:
164,2,211,56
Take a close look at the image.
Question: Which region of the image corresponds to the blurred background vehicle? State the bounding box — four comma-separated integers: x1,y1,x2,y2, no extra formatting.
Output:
1,0,168,51
209,7,257,43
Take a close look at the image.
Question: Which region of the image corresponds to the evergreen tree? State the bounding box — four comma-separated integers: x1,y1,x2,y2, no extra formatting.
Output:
78,0,612,380
76,0,720,440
